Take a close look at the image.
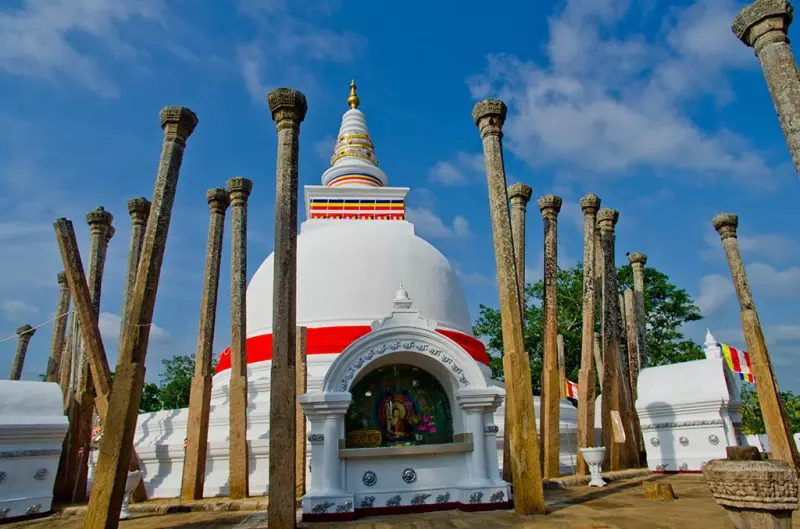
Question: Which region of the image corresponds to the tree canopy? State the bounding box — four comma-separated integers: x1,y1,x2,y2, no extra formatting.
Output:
473,261,704,392
138,353,208,413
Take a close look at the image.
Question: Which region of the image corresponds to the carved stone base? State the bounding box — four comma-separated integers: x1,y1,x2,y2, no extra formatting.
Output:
703,459,798,529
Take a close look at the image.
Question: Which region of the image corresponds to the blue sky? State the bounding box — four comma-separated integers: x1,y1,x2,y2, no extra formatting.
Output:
0,0,798,392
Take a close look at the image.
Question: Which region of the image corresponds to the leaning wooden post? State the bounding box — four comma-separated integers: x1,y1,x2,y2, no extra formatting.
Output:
267,88,307,529
228,176,253,500
181,188,229,501
576,193,600,475
506,181,532,483
45,272,71,382
473,99,545,514
84,106,198,529
538,194,562,479
712,213,800,467
597,208,637,471
295,326,308,499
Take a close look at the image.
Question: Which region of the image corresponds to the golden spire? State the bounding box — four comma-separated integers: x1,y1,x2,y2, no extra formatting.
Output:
347,79,360,109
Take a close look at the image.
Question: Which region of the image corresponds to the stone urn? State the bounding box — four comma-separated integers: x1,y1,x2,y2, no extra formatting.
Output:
702,459,798,529
119,470,144,521
579,447,607,487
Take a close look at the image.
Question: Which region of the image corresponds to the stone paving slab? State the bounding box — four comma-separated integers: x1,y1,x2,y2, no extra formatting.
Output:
4,475,798,528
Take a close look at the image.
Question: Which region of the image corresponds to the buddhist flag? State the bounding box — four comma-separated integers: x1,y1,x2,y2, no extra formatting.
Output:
719,342,754,383
565,379,579,399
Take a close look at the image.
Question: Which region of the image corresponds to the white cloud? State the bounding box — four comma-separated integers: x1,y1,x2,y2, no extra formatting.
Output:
235,0,363,101
701,229,800,264
696,274,734,315
0,0,166,97
1,299,39,320
314,135,336,162
427,152,485,187
748,263,800,300
467,0,779,187
406,208,472,240
98,312,170,342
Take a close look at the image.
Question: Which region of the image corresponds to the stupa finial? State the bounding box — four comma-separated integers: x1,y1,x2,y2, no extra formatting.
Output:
348,79,360,109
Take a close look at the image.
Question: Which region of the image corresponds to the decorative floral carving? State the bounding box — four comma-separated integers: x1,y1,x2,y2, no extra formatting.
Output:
655,464,668,471
337,338,472,391
33,468,48,481
679,437,690,447
311,501,335,514
0,507,9,518
650,437,660,447
641,419,724,431
360,496,375,508
335,501,353,513
307,433,324,443
0,449,61,459
435,491,451,504
490,490,505,503
709,435,720,446
469,491,484,504
386,495,402,507
679,463,689,471
484,425,499,434
362,471,377,487
411,493,431,506
25,504,41,515
402,468,417,484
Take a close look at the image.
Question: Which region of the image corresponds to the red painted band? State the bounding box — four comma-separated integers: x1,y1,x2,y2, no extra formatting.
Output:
215,325,489,373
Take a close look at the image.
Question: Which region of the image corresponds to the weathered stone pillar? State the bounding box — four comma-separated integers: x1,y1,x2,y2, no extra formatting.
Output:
505,181,532,483
598,208,637,471
296,326,308,499
45,272,71,383
557,334,566,400
227,176,252,500
577,193,600,475
473,99,545,514
267,88,307,529
181,188,229,501
538,194,562,479
72,206,114,502
733,0,800,179
120,198,151,336
59,314,76,399
623,289,639,399
85,106,198,529
593,332,603,392
628,252,648,371
8,325,35,380
713,213,800,467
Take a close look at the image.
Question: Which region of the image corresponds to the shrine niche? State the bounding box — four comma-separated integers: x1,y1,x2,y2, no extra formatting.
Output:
345,364,454,448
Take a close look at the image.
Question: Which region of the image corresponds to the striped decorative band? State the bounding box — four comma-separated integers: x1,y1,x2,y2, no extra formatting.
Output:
326,173,384,187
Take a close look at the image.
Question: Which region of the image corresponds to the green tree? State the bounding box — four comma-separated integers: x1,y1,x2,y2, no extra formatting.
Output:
158,354,194,410
140,382,162,413
740,385,800,435
473,261,704,393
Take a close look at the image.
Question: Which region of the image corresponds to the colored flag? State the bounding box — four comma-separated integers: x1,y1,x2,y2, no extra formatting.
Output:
719,342,754,383
565,379,579,399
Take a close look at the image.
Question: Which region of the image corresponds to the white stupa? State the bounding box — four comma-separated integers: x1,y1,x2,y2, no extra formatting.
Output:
115,82,580,507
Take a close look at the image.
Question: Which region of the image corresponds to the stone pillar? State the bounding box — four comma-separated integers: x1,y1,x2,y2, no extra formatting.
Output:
227,177,253,500
504,181,532,483
538,194,562,479
267,88,307,529
628,252,648,371
557,334,566,399
296,326,308,498
457,389,499,487
593,332,603,392
712,213,800,467
473,99,545,514
85,106,197,529
733,0,800,179
577,193,600,475
299,392,352,499
484,393,505,485
45,273,71,383
120,198,151,337
597,208,637,471
72,206,114,502
181,188,229,501
623,289,639,400
8,325,35,380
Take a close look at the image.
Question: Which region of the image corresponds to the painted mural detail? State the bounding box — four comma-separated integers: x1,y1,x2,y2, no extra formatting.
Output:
345,364,454,448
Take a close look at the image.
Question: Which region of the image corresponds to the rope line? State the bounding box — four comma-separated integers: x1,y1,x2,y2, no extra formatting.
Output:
0,310,73,344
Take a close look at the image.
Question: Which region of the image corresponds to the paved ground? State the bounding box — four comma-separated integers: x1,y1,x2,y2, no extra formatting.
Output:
4,475,797,528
